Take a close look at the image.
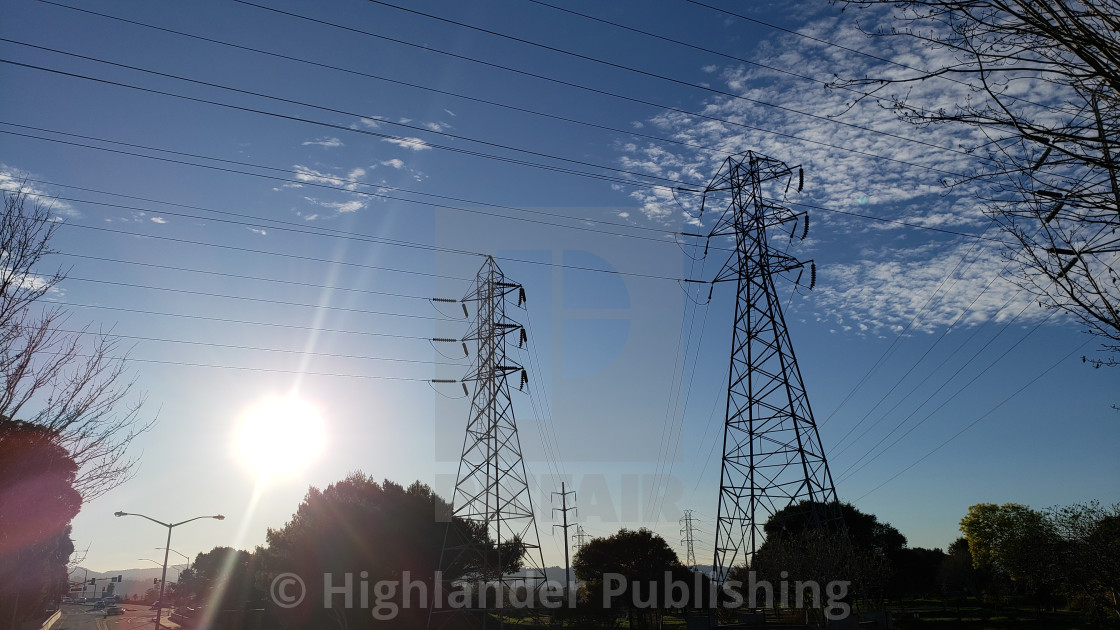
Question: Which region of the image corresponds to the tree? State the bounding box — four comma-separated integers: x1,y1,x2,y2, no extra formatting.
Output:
175,547,261,608
1,186,151,501
261,473,498,629
835,0,1120,365
572,528,689,629
754,501,901,607
0,419,81,627
1046,501,1120,622
960,502,1060,606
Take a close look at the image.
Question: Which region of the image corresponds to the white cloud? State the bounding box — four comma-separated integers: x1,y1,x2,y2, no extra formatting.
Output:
383,137,432,151
701,64,718,73
292,165,365,191
380,159,405,169
322,200,365,213
0,166,79,218
612,3,1059,332
150,217,167,224
248,228,267,236
302,137,343,148
443,108,457,117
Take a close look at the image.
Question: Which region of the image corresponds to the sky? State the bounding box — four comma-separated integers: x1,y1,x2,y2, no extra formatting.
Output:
1,0,1117,576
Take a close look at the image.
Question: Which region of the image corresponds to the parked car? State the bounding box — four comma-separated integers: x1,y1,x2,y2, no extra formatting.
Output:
93,601,106,610
105,606,125,616
61,597,73,604
76,597,87,603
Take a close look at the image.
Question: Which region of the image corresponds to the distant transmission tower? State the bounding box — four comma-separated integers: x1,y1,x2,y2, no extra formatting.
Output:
680,510,698,571
572,524,590,555
431,256,547,629
704,152,842,584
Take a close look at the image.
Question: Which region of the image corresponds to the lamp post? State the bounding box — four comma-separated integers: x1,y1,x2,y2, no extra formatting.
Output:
156,548,192,572
140,559,180,581
115,511,224,630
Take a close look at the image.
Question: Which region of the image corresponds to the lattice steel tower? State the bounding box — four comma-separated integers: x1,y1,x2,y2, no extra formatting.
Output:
431,256,547,629
705,152,842,584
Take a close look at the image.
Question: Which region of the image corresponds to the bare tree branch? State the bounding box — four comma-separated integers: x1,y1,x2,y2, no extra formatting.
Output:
0,185,153,502
833,0,1120,363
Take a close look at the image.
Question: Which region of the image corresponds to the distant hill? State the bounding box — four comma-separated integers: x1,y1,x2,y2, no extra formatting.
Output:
68,566,174,600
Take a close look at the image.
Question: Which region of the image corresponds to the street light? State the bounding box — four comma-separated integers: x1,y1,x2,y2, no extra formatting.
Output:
140,559,180,580
156,547,192,572
115,511,224,630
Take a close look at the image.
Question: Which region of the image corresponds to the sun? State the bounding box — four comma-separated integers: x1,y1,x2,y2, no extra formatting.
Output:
235,394,326,477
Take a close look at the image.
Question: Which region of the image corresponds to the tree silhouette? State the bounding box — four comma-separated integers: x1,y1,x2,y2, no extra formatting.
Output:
0,419,81,627
573,528,689,629
261,473,500,629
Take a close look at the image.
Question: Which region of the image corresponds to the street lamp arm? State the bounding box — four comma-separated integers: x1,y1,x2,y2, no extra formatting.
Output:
115,511,170,528
171,514,224,528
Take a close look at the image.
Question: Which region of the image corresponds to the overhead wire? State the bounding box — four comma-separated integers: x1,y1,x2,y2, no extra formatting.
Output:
835,301,1050,484
62,275,460,322
44,327,468,367
35,1,738,160
358,0,994,164
3,125,715,246
227,0,973,180
851,338,1090,502
0,46,697,190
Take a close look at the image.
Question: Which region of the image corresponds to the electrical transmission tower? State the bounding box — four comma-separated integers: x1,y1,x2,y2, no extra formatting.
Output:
572,524,590,555
431,256,548,629
680,510,698,571
703,152,842,584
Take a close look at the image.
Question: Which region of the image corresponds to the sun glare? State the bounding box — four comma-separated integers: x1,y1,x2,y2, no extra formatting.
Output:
235,394,326,477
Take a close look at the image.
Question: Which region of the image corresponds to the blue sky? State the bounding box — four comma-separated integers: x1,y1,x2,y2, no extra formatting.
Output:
1,0,1116,574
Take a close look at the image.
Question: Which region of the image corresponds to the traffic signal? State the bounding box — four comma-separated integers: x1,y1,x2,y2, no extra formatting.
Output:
153,578,159,584
115,575,122,582
89,578,96,585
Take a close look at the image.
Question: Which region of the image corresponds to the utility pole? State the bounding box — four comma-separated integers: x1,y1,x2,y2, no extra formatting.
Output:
552,482,576,596
430,256,548,630
680,510,697,571
701,152,843,586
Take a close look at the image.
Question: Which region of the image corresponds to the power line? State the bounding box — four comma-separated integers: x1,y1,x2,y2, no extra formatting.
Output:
836,303,1051,484
63,276,460,322
228,0,973,180
358,0,984,163
44,327,467,367
0,52,695,190
851,339,1090,502
684,0,1062,115
37,1,738,160
526,0,858,93
57,352,439,381
61,302,433,340
56,253,437,302
3,125,707,245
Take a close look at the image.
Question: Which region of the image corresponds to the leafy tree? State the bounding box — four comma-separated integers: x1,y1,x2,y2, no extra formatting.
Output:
834,0,1120,365
261,473,499,629
0,419,81,627
1,187,151,500
960,503,1060,608
1046,501,1120,622
572,528,689,629
754,500,904,605
175,547,261,609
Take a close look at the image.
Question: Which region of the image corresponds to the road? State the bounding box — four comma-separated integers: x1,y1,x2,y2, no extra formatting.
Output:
55,603,178,630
